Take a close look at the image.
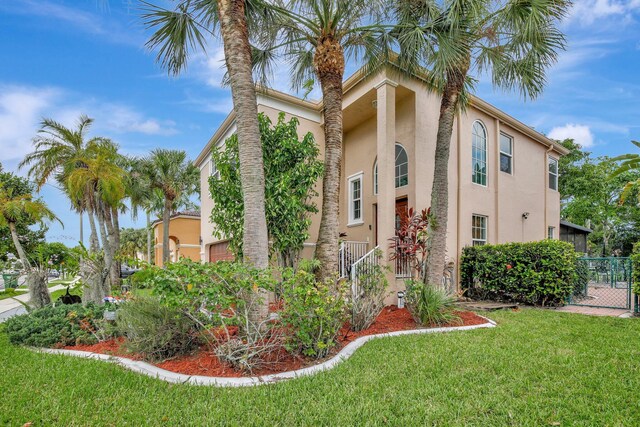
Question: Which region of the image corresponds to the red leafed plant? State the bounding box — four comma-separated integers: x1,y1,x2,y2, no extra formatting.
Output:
389,207,431,281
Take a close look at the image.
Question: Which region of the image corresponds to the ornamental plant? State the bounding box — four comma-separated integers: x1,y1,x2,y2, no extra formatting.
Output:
389,207,431,282
460,240,578,306
280,268,349,358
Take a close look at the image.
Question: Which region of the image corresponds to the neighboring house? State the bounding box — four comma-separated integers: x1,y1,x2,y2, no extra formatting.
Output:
560,219,592,254
194,65,568,301
152,210,202,267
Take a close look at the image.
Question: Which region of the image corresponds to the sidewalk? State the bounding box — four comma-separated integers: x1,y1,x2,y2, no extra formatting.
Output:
0,277,80,322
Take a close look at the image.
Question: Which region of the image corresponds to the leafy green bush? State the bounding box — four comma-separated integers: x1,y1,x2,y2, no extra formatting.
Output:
404,280,460,326
280,270,348,358
117,297,199,362
4,303,109,347
460,240,578,306
631,242,640,296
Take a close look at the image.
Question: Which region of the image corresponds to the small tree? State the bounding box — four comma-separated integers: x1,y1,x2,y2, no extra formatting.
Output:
210,113,323,268
389,207,430,281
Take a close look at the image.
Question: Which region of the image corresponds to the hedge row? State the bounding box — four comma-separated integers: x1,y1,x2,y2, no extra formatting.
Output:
460,240,579,306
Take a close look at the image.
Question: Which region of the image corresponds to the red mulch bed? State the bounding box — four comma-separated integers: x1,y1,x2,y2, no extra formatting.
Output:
63,307,487,377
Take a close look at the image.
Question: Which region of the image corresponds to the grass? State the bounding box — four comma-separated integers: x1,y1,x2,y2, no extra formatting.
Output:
0,289,26,300
46,277,77,287
1,309,640,426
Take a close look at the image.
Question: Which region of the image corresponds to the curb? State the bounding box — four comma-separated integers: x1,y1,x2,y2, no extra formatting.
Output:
36,316,497,387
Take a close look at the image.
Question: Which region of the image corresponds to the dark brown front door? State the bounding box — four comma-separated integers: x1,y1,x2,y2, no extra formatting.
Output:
395,198,408,233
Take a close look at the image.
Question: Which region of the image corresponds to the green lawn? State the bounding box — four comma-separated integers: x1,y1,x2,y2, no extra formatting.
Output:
1,309,639,426
0,289,26,300
47,277,78,287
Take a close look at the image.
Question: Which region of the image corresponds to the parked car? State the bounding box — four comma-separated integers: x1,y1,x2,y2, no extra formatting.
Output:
48,269,60,278
120,265,140,279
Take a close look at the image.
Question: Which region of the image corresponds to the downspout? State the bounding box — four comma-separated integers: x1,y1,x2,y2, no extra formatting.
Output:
544,145,554,237
494,118,500,243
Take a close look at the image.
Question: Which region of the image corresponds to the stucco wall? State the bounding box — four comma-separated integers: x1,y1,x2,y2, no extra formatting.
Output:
153,217,201,267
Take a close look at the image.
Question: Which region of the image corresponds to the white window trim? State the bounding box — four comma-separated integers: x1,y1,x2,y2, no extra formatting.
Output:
210,157,220,179
472,214,488,246
347,171,364,226
472,120,488,187
548,156,559,191
499,132,513,175
548,226,555,239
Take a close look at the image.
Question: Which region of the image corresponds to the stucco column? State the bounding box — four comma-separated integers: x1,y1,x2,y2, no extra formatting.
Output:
375,79,397,280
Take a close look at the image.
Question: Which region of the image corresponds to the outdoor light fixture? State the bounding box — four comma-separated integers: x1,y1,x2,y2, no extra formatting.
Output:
397,291,406,309
522,212,530,219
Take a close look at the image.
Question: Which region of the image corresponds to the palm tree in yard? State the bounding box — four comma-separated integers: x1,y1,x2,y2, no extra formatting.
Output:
141,0,271,269
392,0,570,287
0,185,60,308
139,149,199,266
261,0,391,281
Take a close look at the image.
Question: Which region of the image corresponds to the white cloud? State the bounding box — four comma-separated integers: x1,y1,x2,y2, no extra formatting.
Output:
549,124,595,148
567,0,640,26
100,104,178,136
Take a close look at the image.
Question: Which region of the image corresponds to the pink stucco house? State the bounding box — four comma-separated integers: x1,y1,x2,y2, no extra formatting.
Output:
194,65,568,301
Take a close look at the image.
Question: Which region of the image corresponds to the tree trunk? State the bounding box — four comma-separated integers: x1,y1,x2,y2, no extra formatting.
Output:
162,197,172,266
86,197,100,252
424,65,468,288
9,222,50,308
314,38,345,283
217,0,269,270
109,206,121,289
146,210,152,263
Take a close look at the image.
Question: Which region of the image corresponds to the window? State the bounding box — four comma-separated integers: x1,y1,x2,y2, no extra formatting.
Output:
395,144,408,188
210,157,220,179
548,156,558,190
472,215,487,246
373,161,378,195
472,121,487,185
348,173,363,225
548,226,555,239
500,133,513,174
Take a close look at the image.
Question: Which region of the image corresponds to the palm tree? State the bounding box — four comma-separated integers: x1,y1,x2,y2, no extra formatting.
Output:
0,185,60,308
21,115,125,302
262,0,390,281
141,0,271,269
393,0,570,286
612,140,640,204
139,149,199,266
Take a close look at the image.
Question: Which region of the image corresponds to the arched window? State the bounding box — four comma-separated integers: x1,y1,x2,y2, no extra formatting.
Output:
395,144,408,188
373,160,378,195
472,121,487,186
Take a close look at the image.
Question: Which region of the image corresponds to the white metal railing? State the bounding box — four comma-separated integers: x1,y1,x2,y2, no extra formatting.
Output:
350,245,381,294
391,237,413,278
339,241,369,279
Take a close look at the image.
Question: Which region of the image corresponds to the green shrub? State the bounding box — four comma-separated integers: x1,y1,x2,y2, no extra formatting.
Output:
405,280,460,326
117,297,199,362
4,303,109,348
631,243,640,296
460,240,578,306
280,270,348,358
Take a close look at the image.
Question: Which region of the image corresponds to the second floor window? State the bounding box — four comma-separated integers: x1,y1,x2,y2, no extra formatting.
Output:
395,144,408,188
500,133,513,174
549,157,558,191
472,121,487,186
210,158,220,179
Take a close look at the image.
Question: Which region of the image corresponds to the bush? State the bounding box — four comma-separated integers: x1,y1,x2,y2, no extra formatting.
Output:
405,280,460,326
350,250,389,332
117,297,199,362
5,303,109,348
280,269,349,358
460,240,578,306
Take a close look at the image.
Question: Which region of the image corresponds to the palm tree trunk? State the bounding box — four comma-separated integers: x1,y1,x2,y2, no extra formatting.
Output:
87,207,100,252
217,0,269,270
424,65,467,288
146,210,152,263
162,197,172,266
9,222,50,308
314,39,345,282
109,206,121,289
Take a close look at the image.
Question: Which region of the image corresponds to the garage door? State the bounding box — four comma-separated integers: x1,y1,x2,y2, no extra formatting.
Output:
208,241,234,262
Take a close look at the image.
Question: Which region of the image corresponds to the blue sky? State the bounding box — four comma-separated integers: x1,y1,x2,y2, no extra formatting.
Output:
1,0,639,245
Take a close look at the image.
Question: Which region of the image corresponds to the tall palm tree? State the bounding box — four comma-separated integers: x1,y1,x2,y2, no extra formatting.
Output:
141,0,271,269
140,149,199,266
0,185,60,308
262,0,390,281
393,0,570,286
612,140,640,204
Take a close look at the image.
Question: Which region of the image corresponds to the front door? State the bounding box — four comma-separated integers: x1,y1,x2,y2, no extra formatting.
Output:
395,198,408,233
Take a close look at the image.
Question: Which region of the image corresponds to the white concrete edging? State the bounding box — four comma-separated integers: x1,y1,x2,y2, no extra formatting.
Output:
36,316,497,387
